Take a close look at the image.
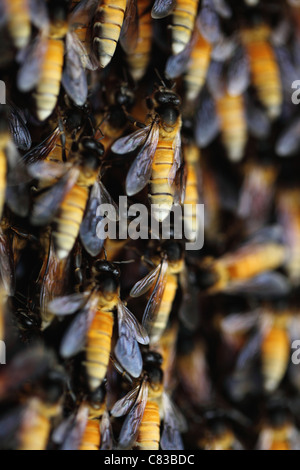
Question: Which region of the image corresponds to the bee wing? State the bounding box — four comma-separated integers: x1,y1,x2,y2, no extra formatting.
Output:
7,102,32,151
23,127,61,164
29,0,49,29
60,405,89,451
30,167,80,226
197,0,222,44
69,0,98,25
168,131,182,186
160,393,186,450
195,91,219,147
111,125,151,154
165,42,193,79
245,95,270,140
16,32,48,92
142,259,168,332
125,122,159,196
120,0,139,54
227,45,250,96
62,32,88,107
5,142,31,217
256,429,274,451
130,263,162,297
235,331,264,370
151,0,176,19
60,296,97,358
226,272,290,298
80,180,118,257
207,60,226,99
47,292,91,316
110,383,141,417
274,45,298,96
114,333,143,378
100,410,114,450
118,301,149,345
118,378,148,449
276,117,300,157
220,311,259,336
212,0,232,18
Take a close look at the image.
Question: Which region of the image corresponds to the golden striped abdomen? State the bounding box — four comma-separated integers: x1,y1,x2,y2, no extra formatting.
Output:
35,38,64,121
85,309,114,390
261,327,290,392
6,0,31,49
216,93,247,162
79,419,101,450
148,273,178,344
185,32,211,100
53,184,89,260
243,29,282,119
126,0,152,81
93,0,126,67
137,400,160,450
183,146,200,240
172,0,199,54
149,140,175,222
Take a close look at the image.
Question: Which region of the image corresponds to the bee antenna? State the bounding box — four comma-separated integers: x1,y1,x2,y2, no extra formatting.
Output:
114,259,135,265
103,246,108,260
154,68,167,88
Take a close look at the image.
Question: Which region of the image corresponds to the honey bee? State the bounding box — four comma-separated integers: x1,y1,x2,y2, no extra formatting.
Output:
48,259,149,391
166,26,212,101
198,409,245,450
29,136,113,260
111,84,183,222
277,187,300,286
0,0,48,50
17,0,98,121
130,240,184,344
256,404,300,450
0,107,31,220
197,228,289,296
111,352,186,450
54,383,113,450
126,0,153,82
241,21,282,119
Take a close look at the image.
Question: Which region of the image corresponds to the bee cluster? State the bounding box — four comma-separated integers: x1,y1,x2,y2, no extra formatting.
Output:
1,0,300,451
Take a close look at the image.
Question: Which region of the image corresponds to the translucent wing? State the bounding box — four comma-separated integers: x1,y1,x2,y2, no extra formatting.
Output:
195,91,219,147
117,301,149,345
165,44,192,79
60,405,89,451
62,32,88,107
7,102,32,151
160,393,187,450
130,264,161,297
212,0,231,18
100,410,113,450
120,0,139,53
235,331,263,370
220,311,259,337
197,0,222,44
0,226,15,296
226,272,291,298
111,125,150,154
23,127,61,164
60,296,97,358
47,292,91,316
152,0,175,18
29,0,49,30
227,45,250,96
118,379,148,449
245,96,270,140
125,122,159,196
142,259,168,332
110,383,141,417
80,180,118,257
115,302,147,378
30,167,79,226
276,118,300,157
16,33,48,92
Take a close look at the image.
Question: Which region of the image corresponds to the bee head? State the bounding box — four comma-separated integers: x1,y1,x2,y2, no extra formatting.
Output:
93,260,120,278
115,86,135,108
41,370,65,404
143,351,163,386
161,240,183,262
88,383,106,408
196,263,219,289
49,0,69,23
79,137,104,170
